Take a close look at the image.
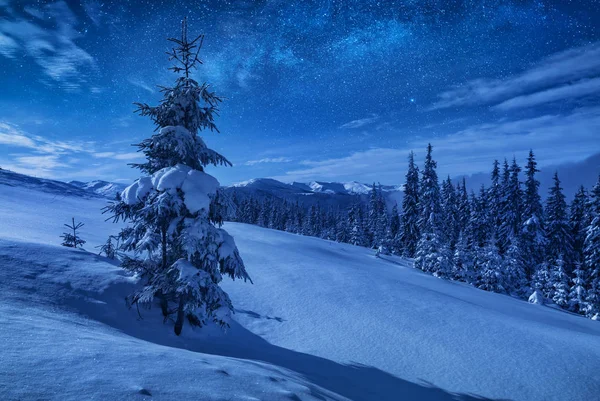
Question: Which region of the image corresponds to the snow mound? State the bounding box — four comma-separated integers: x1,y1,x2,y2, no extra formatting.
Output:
1,174,600,401
0,240,347,401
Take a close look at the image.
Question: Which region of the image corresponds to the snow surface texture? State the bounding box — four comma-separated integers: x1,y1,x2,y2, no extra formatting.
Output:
1,171,600,401
69,179,128,199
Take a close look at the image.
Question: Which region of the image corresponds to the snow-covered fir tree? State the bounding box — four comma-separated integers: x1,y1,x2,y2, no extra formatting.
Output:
521,150,546,281
400,151,420,257
456,178,470,237
569,262,589,314
503,238,528,297
551,255,570,309
388,203,402,254
570,186,591,269
583,176,600,317
498,158,522,254
415,144,450,277
544,172,573,270
441,176,459,250
477,240,505,294
452,232,473,282
106,20,251,335
487,160,502,243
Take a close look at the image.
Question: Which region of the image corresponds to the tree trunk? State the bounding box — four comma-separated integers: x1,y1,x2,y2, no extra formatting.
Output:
159,292,169,317
174,295,185,336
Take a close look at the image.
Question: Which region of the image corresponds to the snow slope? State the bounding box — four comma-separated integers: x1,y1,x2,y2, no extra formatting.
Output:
1,172,600,400
69,179,128,199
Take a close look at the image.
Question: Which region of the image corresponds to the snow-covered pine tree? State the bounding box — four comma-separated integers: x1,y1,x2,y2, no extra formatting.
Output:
569,262,589,314
441,176,459,250
551,255,570,309
105,20,251,335
498,158,522,254
456,177,470,237
583,176,600,317
545,172,574,271
258,197,271,228
488,160,502,246
521,150,546,281
374,184,389,252
388,203,402,254
570,186,591,269
452,232,473,282
400,151,420,257
503,238,528,298
349,203,368,247
415,144,450,277
477,239,505,294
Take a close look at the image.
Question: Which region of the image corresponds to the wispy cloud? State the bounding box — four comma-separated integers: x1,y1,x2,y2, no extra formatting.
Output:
430,42,600,110
339,114,380,129
273,106,600,183
244,157,292,166
493,77,600,111
0,1,95,91
93,151,142,160
0,121,141,178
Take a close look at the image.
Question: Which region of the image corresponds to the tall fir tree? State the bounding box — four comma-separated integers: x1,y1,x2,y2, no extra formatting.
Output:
415,144,450,277
441,176,459,250
570,186,591,269
521,150,546,281
488,160,502,244
498,158,522,254
400,151,420,257
545,172,573,269
106,20,251,335
583,176,600,316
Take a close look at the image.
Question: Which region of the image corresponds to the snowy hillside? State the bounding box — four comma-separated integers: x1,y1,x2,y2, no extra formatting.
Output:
69,179,128,199
1,175,600,401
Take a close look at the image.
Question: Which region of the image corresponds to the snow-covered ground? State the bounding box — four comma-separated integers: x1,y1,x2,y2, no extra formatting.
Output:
1,171,599,400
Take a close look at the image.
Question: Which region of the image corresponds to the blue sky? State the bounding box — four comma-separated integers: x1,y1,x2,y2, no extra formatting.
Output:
0,0,599,186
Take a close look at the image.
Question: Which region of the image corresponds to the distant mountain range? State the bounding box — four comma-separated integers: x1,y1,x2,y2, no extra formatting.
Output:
228,178,403,210
0,168,403,210
69,180,128,200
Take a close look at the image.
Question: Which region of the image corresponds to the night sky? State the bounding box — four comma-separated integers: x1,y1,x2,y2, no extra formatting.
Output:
1,0,599,186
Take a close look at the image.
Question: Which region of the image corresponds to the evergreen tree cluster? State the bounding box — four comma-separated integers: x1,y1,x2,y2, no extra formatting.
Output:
229,145,600,319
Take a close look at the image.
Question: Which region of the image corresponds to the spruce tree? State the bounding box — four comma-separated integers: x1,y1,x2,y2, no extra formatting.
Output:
503,238,528,297
569,262,589,314
583,176,600,316
400,151,420,257
521,150,546,280
570,186,590,269
105,20,251,335
545,172,573,269
551,255,570,309
488,160,502,244
477,240,505,294
498,158,521,254
415,144,449,277
441,176,459,250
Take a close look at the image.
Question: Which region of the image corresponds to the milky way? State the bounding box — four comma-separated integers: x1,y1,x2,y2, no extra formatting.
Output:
0,0,599,185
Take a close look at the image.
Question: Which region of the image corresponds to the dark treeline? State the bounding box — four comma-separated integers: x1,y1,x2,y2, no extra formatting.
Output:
228,144,600,319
